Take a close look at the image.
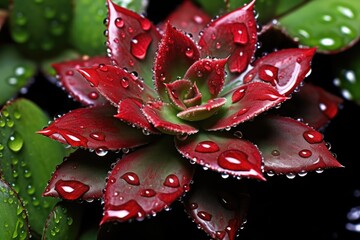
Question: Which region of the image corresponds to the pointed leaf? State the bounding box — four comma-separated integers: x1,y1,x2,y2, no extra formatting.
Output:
0,99,68,234
277,0,360,53
198,1,257,74
52,56,111,106
203,82,288,131
106,0,161,86
243,48,316,96
184,172,250,240
175,131,265,180
43,149,114,201
239,115,343,175
115,98,160,134
277,83,344,129
0,44,36,105
159,0,211,42
165,79,193,110
184,58,227,102
101,137,195,224
78,64,156,104
0,179,30,240
42,201,83,240
142,101,199,135
37,105,154,150
177,98,227,121
154,23,200,101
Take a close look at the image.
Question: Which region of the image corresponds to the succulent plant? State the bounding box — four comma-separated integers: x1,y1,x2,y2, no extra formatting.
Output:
32,0,346,239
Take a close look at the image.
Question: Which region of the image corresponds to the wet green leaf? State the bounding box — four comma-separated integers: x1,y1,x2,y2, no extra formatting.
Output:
277,0,360,53
0,44,36,105
9,0,72,56
0,179,30,240
0,98,69,235
42,201,83,240
69,0,148,56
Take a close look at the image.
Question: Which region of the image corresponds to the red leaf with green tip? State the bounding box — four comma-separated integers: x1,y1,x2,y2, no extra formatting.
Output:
154,23,200,101
177,98,227,122
37,105,154,150
243,48,316,96
52,56,111,106
184,58,227,102
175,131,265,180
142,101,199,135
106,0,161,87
277,83,344,129
158,0,211,42
78,64,156,105
198,0,257,74
101,138,195,224
239,115,343,175
184,172,250,240
115,98,160,134
203,82,288,131
43,150,113,200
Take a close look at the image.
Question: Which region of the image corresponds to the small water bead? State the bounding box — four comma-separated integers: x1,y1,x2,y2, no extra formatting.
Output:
197,211,212,221
115,17,124,28
232,23,248,44
286,173,296,179
298,171,307,177
138,17,151,31
7,132,24,152
130,33,152,60
121,77,129,88
55,180,90,200
316,168,324,174
337,5,355,19
258,64,279,86
303,130,323,144
231,86,247,103
267,170,275,177
89,132,105,141
163,174,180,188
218,150,249,171
95,147,108,156
271,149,280,156
195,141,220,153
185,47,194,58
299,149,312,158
121,172,140,185
215,231,226,239
140,189,156,197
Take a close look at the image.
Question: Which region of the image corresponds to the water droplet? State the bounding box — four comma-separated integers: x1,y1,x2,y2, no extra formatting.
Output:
215,231,226,239
216,42,221,49
258,64,279,85
319,99,338,119
197,211,212,221
232,86,247,103
163,174,180,188
139,17,151,31
115,17,124,28
233,131,243,138
319,38,335,47
121,172,140,185
185,47,194,58
7,132,24,152
218,150,248,171
337,5,355,19
271,149,280,156
190,202,198,210
286,173,296,179
315,168,324,174
233,23,248,44
299,149,312,158
90,132,105,141
95,147,108,156
298,171,307,177
55,180,90,200
303,130,323,144
130,33,152,60
121,77,129,88
195,141,220,153
140,189,156,197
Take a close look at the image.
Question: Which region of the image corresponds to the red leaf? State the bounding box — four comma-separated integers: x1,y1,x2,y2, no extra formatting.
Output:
184,58,227,101
142,101,199,135
106,0,161,86
43,149,113,200
184,172,250,240
175,131,265,180
243,48,316,96
154,23,200,101
177,98,226,121
52,56,111,106
101,138,195,224
78,64,156,105
239,115,344,175
198,1,257,74
158,0,211,42
277,83,344,129
37,105,154,150
203,82,288,131
165,79,193,110
114,98,160,134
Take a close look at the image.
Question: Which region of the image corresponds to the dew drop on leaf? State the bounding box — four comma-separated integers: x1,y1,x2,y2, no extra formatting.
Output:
89,132,105,141
232,23,249,44
258,64,279,86
55,180,90,200
303,130,323,144
121,172,140,186
140,189,156,197
218,150,248,171
115,17,124,28
299,149,312,158
130,33,152,60
197,211,212,221
7,131,24,152
121,77,129,88
163,174,180,188
232,86,247,103
195,141,220,153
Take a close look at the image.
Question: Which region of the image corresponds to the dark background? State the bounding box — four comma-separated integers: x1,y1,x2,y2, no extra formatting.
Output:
21,0,360,239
